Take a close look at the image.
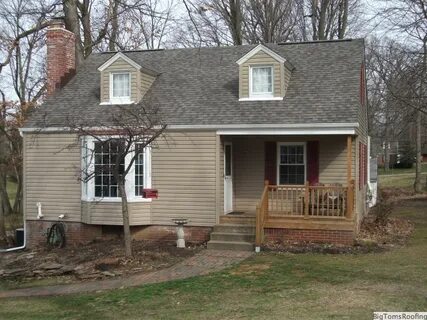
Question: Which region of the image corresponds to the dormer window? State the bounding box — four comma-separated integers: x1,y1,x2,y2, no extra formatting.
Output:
110,72,131,104
250,66,273,98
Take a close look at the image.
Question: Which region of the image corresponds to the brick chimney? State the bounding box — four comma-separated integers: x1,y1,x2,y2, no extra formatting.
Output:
46,18,76,96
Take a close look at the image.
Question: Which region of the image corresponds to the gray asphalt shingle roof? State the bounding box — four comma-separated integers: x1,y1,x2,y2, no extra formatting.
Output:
25,39,365,128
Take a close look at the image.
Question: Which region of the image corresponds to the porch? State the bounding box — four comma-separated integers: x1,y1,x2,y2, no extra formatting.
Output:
217,134,357,248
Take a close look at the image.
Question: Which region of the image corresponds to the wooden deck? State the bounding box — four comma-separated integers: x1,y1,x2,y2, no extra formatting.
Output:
255,180,355,246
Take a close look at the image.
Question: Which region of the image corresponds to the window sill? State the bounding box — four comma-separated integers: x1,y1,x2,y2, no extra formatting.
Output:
239,97,283,101
100,100,134,105
82,197,152,203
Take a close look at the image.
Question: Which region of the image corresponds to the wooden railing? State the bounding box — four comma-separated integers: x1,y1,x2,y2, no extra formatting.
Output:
255,182,269,247
255,180,355,246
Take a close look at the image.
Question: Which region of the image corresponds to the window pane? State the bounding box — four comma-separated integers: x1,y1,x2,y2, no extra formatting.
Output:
252,67,272,94
279,144,305,185
94,140,125,198
225,144,232,176
134,144,145,196
112,73,130,98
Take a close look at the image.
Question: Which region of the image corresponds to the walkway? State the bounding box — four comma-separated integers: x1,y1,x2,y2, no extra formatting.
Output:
0,249,252,298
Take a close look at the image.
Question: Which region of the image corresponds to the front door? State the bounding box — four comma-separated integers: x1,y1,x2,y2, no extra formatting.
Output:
224,142,233,213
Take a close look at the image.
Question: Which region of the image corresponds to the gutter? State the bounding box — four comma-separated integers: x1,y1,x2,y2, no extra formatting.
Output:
19,122,360,133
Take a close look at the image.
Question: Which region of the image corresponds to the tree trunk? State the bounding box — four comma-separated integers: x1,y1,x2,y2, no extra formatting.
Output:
0,198,6,244
338,0,348,39
63,0,84,68
384,140,390,172
415,40,427,193
230,0,242,45
118,180,132,257
414,111,423,192
108,0,119,51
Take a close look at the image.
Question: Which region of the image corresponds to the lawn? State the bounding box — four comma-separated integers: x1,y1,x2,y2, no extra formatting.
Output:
0,198,426,319
378,163,427,175
379,172,427,190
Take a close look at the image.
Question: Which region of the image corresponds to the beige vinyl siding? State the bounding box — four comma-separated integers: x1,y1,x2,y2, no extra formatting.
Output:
229,136,355,213
283,65,292,96
150,131,218,226
239,50,283,99
140,73,156,98
24,133,82,221
232,137,265,213
100,57,156,103
81,201,151,225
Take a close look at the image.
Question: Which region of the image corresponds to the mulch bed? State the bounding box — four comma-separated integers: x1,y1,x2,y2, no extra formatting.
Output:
263,215,414,255
0,239,204,283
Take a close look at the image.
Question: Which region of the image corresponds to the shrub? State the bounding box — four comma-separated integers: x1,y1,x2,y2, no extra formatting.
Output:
372,191,393,226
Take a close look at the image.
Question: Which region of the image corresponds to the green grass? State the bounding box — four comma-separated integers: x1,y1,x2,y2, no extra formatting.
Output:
1,199,426,319
378,163,427,175
6,180,17,205
379,173,427,190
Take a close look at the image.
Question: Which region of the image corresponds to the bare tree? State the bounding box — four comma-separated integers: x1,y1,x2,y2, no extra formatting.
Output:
65,103,166,257
243,0,297,43
376,0,427,192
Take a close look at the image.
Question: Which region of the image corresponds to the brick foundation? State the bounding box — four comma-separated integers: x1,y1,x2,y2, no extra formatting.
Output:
131,225,212,243
26,220,211,248
265,228,354,245
26,220,103,248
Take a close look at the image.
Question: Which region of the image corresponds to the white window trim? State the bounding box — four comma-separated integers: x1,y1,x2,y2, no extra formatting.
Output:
277,142,307,186
249,65,274,99
81,136,152,203
109,72,132,105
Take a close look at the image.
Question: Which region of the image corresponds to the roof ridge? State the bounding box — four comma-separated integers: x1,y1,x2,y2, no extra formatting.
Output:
278,38,361,45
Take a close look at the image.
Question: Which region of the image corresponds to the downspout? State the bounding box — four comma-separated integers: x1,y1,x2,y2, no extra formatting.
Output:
0,221,26,252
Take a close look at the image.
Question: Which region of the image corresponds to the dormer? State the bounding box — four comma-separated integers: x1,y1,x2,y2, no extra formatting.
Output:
98,52,157,105
236,44,293,101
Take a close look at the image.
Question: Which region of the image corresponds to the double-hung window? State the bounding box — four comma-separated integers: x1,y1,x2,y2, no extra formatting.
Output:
110,72,131,103
250,66,273,98
278,143,306,185
82,137,151,201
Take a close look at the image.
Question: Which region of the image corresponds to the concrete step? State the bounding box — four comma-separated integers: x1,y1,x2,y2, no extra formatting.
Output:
213,224,255,234
210,232,255,242
219,215,256,225
207,240,254,251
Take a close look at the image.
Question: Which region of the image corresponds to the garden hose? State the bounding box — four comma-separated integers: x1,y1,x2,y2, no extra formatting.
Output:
46,222,66,248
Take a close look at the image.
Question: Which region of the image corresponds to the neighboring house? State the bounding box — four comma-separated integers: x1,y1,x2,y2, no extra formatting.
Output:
21,19,369,250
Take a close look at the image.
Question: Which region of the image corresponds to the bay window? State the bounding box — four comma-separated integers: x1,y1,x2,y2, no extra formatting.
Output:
82,137,151,202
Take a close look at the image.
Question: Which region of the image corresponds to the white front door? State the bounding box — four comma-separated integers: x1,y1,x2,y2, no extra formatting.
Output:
224,142,233,214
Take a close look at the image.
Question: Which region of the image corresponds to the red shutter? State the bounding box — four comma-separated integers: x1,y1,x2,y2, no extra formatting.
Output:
364,144,368,186
307,141,320,185
265,142,277,185
359,142,367,190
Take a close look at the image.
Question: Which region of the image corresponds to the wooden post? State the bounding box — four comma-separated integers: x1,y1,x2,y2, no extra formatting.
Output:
304,181,310,218
347,136,352,184
264,180,269,186
346,179,355,220
255,204,261,247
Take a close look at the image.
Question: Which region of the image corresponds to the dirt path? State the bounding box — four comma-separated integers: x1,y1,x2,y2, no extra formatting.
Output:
0,250,252,298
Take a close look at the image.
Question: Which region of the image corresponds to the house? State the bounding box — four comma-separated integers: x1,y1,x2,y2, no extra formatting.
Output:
20,19,369,251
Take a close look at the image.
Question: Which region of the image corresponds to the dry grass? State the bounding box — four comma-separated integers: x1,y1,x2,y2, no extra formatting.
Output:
1,198,426,319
